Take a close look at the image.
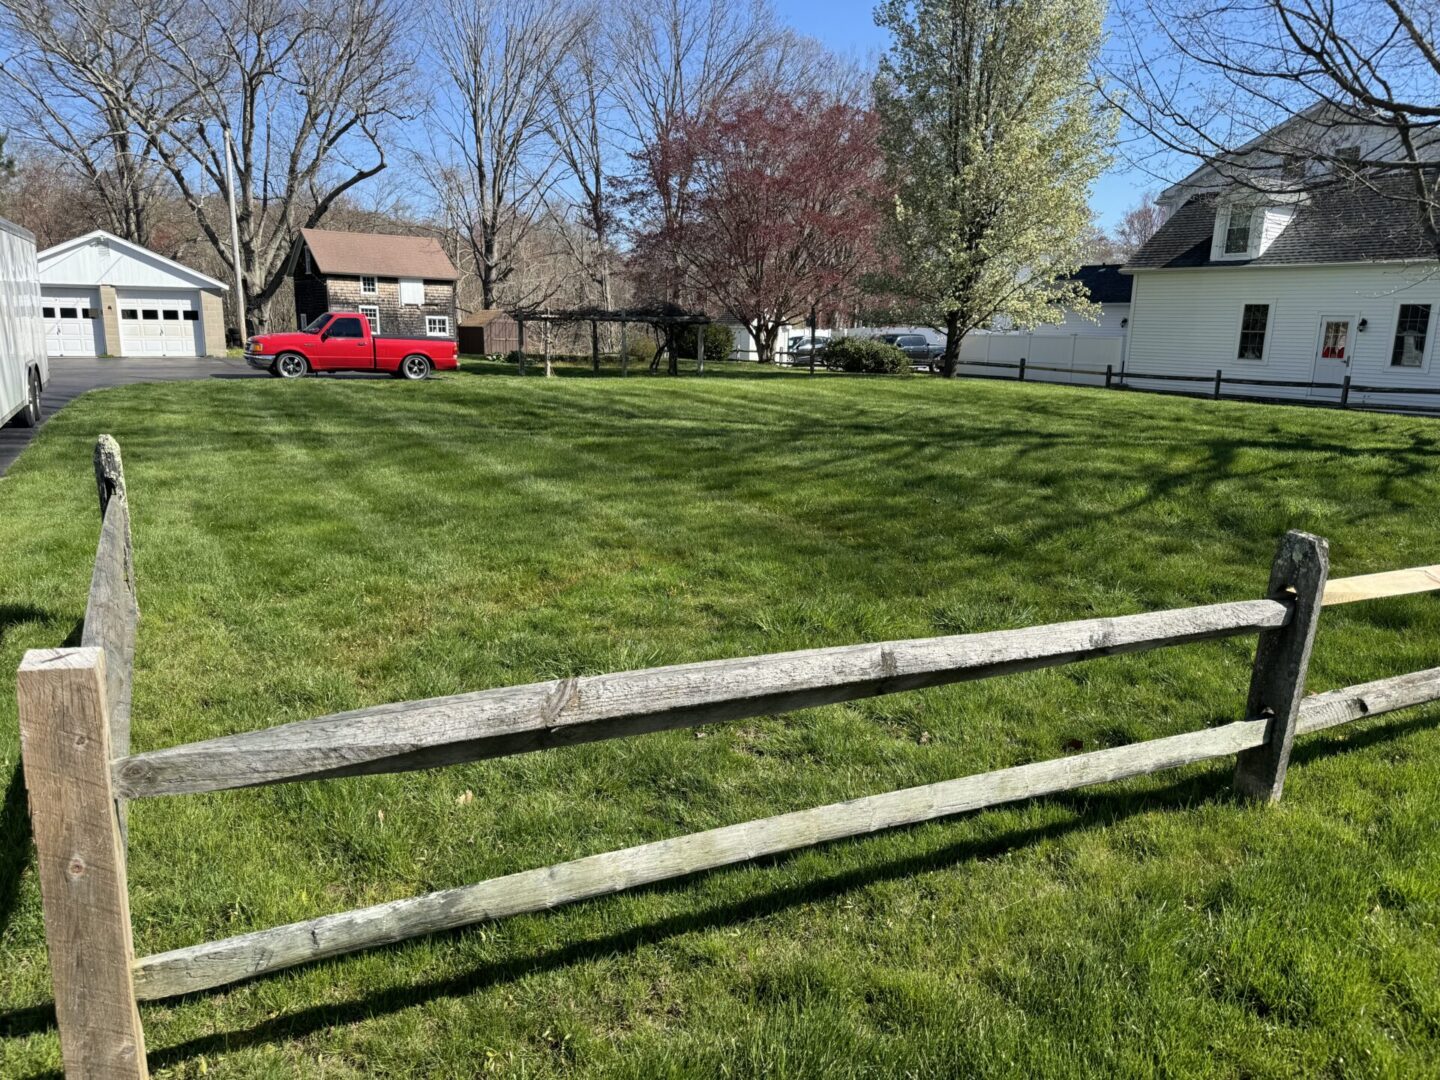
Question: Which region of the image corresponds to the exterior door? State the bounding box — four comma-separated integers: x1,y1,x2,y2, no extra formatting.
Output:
1310,316,1353,399
117,292,202,356
41,290,101,356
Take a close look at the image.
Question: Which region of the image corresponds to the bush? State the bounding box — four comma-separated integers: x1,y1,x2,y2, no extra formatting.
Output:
624,335,657,366
823,336,911,375
674,323,735,363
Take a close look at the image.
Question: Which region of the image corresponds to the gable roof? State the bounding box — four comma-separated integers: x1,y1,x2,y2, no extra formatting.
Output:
38,229,228,289
1126,173,1436,271
299,228,458,281
1068,263,1133,303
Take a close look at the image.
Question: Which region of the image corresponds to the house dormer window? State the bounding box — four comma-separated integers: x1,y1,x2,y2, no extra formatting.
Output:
1223,207,1255,255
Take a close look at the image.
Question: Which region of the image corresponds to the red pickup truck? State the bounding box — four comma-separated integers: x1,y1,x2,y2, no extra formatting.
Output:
245,312,459,380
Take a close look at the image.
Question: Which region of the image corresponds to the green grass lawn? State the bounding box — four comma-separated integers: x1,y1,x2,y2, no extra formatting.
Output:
3,362,1440,1078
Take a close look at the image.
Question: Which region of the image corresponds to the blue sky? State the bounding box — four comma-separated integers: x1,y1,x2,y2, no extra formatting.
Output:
774,0,1162,229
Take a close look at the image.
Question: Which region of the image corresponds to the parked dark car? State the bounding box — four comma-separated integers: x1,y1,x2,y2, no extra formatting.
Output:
790,337,830,358
875,333,944,370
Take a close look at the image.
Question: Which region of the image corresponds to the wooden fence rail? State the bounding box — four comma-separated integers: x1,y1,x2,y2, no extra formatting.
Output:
16,438,1440,1077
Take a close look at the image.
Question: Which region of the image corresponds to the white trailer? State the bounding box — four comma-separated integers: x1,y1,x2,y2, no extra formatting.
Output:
0,216,47,429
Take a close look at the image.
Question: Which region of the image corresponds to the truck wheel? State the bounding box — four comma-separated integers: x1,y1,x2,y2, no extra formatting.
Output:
274,353,309,379
397,355,432,381
16,369,42,427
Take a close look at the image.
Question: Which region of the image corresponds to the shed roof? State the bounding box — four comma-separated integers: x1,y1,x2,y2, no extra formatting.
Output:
459,309,514,328
299,228,458,281
1127,172,1436,270
1067,263,1133,303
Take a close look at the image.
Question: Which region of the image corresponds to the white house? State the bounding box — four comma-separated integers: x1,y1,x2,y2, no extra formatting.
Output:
1123,171,1440,409
38,230,228,358
957,264,1132,386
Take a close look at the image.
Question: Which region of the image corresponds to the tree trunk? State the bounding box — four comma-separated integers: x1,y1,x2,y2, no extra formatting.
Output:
942,309,962,378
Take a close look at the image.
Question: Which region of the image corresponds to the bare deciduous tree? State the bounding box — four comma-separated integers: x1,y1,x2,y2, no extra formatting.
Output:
544,5,619,325
127,0,414,332
426,0,584,311
0,0,184,244
1107,0,1440,254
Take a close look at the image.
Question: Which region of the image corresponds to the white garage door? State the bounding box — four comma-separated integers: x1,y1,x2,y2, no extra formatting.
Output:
41,288,102,357
117,292,203,357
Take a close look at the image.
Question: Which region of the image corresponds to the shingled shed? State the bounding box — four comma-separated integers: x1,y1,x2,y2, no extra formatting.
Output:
457,309,519,356
291,228,459,340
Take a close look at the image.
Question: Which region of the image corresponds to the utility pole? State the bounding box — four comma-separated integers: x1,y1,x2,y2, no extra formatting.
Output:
222,133,246,341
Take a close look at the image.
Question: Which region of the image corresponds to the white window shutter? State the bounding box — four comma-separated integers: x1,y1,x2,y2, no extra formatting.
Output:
400,278,424,305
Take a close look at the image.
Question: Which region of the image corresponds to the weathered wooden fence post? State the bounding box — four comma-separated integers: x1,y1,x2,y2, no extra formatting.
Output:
1018,357,1027,382
18,647,148,1078
84,436,138,845
1233,530,1329,803
1105,364,1113,389
516,319,527,375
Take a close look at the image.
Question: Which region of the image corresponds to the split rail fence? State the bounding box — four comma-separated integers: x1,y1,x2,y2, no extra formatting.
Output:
951,357,1440,412
18,437,1440,1078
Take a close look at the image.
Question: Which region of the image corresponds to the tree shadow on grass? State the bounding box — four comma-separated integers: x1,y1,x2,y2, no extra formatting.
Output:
7,708,1433,1079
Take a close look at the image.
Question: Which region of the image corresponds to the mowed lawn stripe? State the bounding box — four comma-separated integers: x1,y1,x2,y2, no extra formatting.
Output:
1,365,1438,1077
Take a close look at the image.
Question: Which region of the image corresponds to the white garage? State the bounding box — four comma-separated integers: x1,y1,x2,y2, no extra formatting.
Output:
41,286,104,357
37,230,228,358
116,292,204,357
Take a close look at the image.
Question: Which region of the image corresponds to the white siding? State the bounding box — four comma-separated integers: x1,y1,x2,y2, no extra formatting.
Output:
0,221,46,426
39,236,216,291
1259,206,1296,253
1126,263,1440,408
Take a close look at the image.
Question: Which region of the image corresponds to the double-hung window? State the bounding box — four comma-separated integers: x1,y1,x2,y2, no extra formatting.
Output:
360,275,377,295
358,305,380,333
1223,208,1254,256
1391,304,1432,368
1237,303,1270,360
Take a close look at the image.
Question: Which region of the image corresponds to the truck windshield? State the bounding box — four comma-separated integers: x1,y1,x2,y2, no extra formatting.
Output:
303,314,333,333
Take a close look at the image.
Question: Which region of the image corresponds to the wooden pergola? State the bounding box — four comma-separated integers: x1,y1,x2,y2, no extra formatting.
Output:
508,304,713,375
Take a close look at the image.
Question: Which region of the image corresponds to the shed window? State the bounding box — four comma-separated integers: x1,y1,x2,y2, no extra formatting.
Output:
426,316,451,337
1237,303,1269,360
360,275,377,295
1392,304,1431,367
1224,208,1254,255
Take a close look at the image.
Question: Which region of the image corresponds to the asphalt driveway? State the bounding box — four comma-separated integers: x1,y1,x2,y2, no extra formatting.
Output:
0,355,263,477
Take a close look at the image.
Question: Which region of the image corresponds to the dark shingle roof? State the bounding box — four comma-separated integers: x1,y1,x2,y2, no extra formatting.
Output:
1068,263,1133,303
1127,173,1436,270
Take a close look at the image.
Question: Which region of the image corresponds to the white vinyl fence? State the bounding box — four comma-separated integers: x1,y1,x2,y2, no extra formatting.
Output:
958,332,1125,387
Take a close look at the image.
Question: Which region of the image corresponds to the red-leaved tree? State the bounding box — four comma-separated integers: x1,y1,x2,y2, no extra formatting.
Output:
630,87,888,364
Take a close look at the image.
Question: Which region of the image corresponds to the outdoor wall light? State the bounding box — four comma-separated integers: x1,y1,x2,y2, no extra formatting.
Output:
1358,318,1368,332
1120,317,1129,328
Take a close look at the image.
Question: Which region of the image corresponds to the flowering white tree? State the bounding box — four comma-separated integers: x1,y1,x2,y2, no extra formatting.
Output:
874,0,1114,376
